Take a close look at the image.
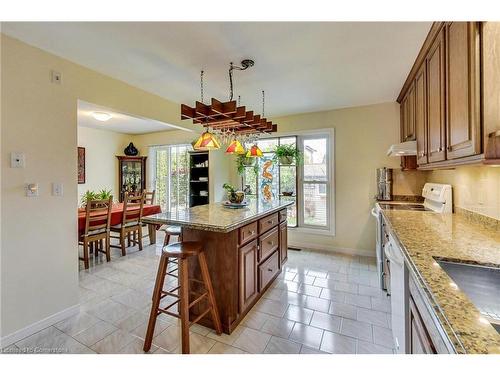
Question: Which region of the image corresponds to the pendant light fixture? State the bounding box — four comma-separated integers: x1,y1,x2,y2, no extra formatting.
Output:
246,144,263,158
192,70,221,150
225,139,245,154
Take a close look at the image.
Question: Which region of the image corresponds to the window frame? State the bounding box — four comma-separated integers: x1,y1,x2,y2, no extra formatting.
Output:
243,128,335,236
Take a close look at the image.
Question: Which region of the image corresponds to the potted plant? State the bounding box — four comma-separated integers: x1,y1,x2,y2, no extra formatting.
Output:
80,190,98,208
236,154,258,175
222,183,245,204
273,144,303,165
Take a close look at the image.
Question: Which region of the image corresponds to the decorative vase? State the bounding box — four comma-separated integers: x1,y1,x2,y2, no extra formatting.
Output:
227,191,245,204
279,155,294,165
124,142,139,156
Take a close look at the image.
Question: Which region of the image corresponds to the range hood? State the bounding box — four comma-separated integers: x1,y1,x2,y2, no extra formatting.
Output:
387,141,417,157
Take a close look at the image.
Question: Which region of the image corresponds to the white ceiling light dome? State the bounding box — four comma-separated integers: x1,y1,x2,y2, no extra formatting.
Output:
92,111,112,122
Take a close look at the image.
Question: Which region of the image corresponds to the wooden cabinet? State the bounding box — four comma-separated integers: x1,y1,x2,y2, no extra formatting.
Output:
415,64,428,165
258,251,280,292
279,221,288,264
258,227,279,262
426,28,447,163
409,296,437,354
400,83,416,142
239,222,258,246
238,240,258,312
445,22,481,160
117,156,147,202
398,22,487,169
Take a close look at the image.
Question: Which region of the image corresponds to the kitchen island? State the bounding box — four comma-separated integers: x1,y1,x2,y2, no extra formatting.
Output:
142,199,293,334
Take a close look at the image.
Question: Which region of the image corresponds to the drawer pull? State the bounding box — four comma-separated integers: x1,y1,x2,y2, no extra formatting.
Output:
268,241,275,246
249,230,255,235
267,268,273,272
268,220,274,224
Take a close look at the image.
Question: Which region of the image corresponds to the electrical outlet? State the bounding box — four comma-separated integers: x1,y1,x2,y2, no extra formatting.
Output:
52,183,64,197
51,70,62,84
10,152,25,168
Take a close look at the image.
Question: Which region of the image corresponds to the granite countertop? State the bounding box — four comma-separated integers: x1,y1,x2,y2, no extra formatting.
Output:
381,208,500,354
142,198,293,233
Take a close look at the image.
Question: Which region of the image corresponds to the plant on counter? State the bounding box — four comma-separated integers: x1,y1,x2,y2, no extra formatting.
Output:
236,154,258,175
273,143,303,165
222,183,245,204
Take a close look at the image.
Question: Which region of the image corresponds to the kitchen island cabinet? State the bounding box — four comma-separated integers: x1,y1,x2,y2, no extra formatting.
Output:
142,200,292,334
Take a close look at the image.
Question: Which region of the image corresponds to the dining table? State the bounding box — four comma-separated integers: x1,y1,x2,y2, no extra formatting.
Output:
78,203,162,244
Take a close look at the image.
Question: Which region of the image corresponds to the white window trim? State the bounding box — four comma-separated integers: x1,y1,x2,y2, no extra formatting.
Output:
259,127,336,237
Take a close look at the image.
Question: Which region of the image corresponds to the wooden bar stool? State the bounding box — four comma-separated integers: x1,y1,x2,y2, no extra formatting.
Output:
160,225,182,246
143,241,222,354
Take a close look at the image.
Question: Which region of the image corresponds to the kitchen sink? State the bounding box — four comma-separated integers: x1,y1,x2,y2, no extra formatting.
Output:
436,260,500,331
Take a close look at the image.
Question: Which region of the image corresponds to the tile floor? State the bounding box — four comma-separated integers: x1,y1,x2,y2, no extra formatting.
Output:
4,232,395,354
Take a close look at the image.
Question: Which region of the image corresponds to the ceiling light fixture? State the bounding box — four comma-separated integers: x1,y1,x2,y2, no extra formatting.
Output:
92,111,112,122
226,139,245,154
181,60,278,151
193,130,221,150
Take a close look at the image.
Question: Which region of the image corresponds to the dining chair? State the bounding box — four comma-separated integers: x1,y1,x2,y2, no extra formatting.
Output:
110,192,145,256
79,197,113,269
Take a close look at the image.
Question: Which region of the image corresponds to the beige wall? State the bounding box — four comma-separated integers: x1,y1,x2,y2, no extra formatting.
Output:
77,126,131,203
0,34,187,342
393,169,428,197
271,102,402,255
428,166,500,220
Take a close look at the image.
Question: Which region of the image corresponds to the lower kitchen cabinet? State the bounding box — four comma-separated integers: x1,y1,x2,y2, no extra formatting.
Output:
409,296,437,354
238,240,258,312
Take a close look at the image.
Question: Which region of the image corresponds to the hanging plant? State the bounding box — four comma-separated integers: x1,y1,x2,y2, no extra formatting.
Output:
273,144,303,165
236,154,258,175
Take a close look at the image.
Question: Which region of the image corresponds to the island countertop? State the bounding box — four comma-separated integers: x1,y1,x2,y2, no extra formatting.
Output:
142,199,294,233
381,208,500,354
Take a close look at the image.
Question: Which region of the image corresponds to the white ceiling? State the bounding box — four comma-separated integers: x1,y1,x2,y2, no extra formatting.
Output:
3,22,431,117
77,100,191,134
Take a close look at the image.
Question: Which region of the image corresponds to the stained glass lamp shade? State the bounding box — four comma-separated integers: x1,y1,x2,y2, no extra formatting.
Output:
225,139,245,154
246,144,263,157
193,131,221,150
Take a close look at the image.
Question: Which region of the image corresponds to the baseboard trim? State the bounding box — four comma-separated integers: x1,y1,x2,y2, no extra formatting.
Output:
0,304,80,348
288,241,375,258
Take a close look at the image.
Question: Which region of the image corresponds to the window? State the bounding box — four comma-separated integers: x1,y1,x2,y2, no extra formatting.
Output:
149,144,190,214
242,132,333,232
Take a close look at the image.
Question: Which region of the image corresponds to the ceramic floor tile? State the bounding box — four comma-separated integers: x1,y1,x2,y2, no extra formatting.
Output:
297,284,322,297
208,342,247,354
16,326,95,354
272,279,300,293
332,282,359,294
340,318,373,342
110,289,151,310
118,337,156,354
329,301,358,320
284,305,314,324
232,327,271,354
54,312,101,336
345,293,372,309
260,315,295,339
91,329,137,354
293,274,316,285
289,323,324,349
307,270,328,278
254,299,289,318
319,288,346,303
300,346,329,354
241,310,270,330
131,317,172,340
152,324,182,352
264,336,301,354
357,307,390,328
206,325,244,345
371,296,391,313
358,285,385,298
372,325,395,349
301,295,331,313
170,333,217,354
310,311,341,333
320,331,357,354
72,320,117,347
114,311,149,332
357,339,394,354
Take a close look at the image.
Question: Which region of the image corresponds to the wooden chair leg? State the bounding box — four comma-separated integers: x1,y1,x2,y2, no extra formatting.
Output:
120,230,127,256
105,234,111,262
144,255,169,352
179,258,190,354
138,226,143,251
198,251,222,335
163,234,171,246
83,240,90,269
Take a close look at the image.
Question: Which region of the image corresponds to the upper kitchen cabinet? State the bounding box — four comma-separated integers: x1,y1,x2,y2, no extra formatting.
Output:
415,64,428,165
400,82,416,142
398,22,489,169
445,22,481,160
426,28,446,164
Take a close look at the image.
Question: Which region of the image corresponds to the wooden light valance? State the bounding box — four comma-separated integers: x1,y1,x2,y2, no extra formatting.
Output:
181,98,277,134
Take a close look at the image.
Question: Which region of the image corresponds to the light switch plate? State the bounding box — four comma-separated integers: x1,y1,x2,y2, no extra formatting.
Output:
11,152,25,168
52,183,64,197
